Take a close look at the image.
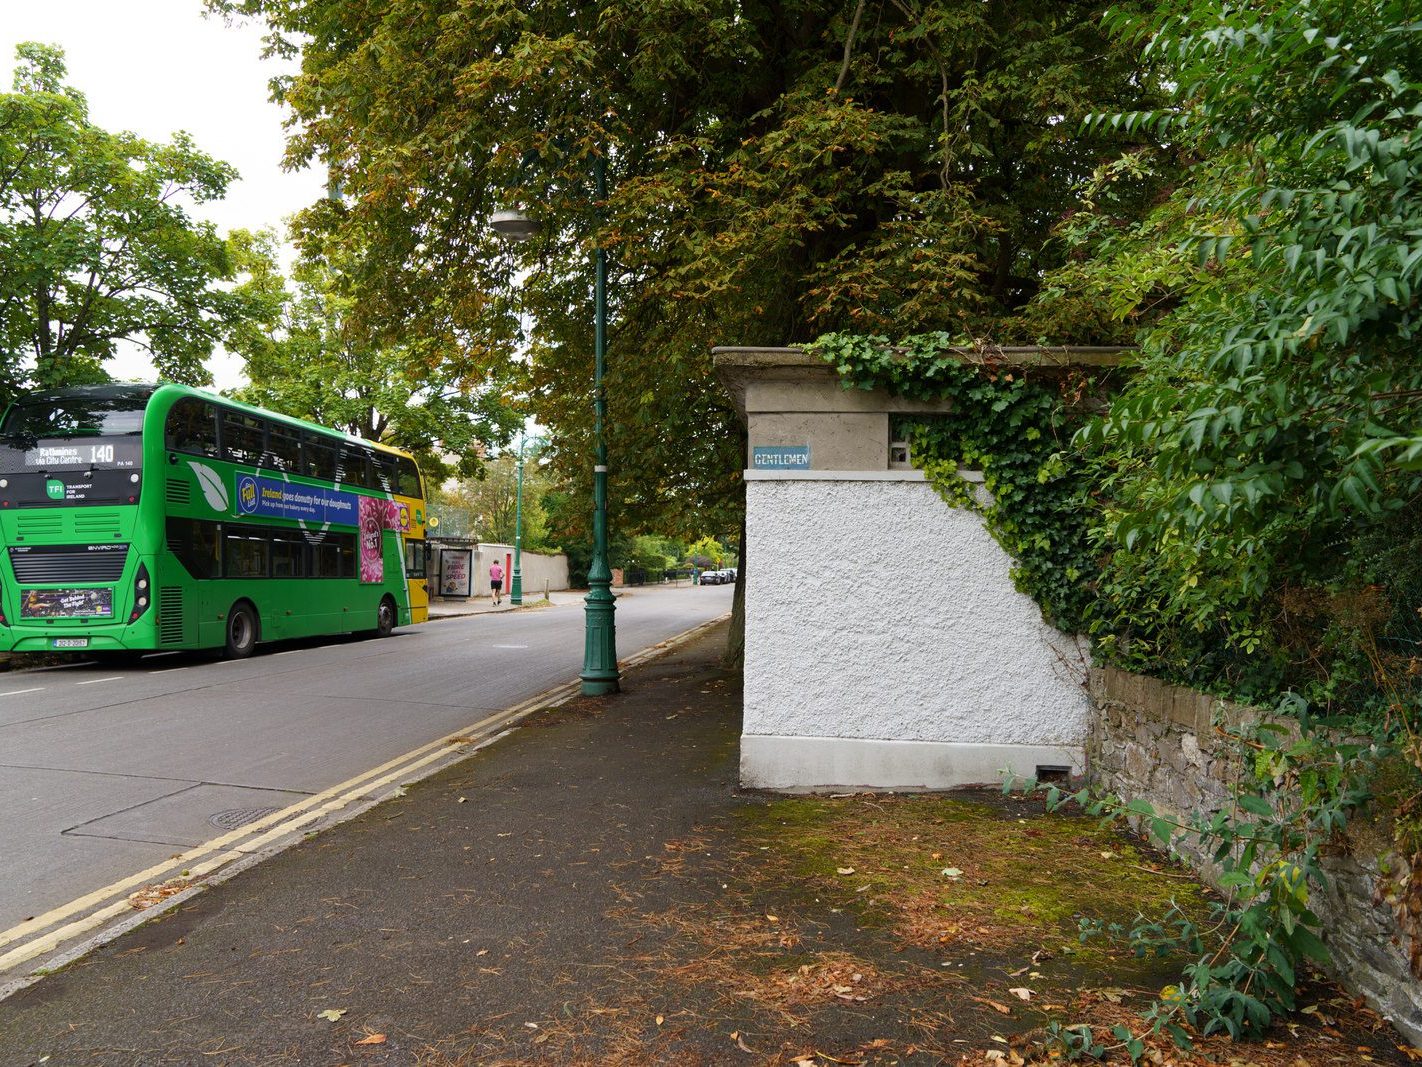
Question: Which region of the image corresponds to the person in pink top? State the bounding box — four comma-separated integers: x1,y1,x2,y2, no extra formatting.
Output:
489,559,505,604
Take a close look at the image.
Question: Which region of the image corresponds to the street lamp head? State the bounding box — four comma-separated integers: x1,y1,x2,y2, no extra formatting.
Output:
490,207,540,241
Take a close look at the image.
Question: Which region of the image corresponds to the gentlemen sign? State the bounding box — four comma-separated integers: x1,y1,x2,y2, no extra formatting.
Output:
751,445,811,470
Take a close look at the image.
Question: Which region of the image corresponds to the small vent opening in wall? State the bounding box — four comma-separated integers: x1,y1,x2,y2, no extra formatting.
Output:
1035,765,1072,784
889,439,912,469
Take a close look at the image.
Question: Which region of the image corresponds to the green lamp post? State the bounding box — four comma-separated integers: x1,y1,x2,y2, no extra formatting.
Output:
492,153,618,694
510,433,526,606
509,431,543,607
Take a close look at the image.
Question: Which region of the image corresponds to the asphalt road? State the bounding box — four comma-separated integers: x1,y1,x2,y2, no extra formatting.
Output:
0,584,733,934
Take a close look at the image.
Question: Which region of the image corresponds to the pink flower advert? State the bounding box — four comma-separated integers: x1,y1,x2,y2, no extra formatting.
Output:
358,496,402,583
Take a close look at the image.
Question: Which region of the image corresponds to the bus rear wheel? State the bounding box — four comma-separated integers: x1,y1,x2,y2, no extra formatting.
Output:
374,596,397,638
224,603,258,659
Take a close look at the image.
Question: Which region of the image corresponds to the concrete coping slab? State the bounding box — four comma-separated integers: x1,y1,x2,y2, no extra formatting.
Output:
712,345,1135,415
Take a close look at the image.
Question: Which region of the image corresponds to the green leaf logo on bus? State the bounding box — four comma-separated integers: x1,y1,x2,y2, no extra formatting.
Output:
189,461,230,513
45,479,64,500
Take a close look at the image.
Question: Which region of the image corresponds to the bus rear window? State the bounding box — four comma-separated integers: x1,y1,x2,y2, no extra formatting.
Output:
2,395,147,439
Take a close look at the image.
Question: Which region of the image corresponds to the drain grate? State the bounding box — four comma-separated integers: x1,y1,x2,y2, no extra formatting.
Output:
209,806,281,831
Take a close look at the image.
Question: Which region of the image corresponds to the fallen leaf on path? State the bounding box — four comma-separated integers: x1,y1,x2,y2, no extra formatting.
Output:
1007,987,1032,1001
836,867,855,875
972,997,1013,1015
318,1009,346,1022
941,868,963,879
353,1034,386,1046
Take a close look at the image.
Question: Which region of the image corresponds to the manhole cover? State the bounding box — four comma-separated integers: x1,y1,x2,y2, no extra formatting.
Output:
209,807,281,831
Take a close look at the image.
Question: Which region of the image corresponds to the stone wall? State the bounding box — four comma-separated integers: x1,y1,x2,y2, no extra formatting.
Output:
1088,667,1422,1044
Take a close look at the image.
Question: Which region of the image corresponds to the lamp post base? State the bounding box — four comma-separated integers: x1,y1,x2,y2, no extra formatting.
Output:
580,585,619,695
510,570,523,606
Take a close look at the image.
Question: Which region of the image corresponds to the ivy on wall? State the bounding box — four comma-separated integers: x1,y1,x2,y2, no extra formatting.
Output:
808,331,1104,635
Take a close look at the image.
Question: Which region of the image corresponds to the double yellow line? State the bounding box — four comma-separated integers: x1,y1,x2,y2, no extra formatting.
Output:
0,611,728,983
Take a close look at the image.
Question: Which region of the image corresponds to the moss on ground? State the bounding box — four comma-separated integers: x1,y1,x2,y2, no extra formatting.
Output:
736,792,1211,965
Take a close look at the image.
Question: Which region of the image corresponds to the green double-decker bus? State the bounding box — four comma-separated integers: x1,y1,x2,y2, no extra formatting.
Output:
0,383,430,659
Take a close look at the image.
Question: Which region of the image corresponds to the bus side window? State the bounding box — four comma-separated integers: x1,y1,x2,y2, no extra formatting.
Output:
267,425,302,473
310,537,339,577
166,518,221,579
309,531,355,577
271,530,306,578
304,434,337,481
224,527,269,578
337,531,356,577
397,457,422,498
165,399,218,457
373,453,395,493
337,446,370,488
222,411,266,467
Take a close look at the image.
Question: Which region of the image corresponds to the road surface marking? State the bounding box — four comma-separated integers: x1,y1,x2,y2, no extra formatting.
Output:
0,688,44,698
0,682,575,968
74,677,121,686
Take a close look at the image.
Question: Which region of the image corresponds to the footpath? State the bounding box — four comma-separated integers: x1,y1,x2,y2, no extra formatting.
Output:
0,623,1413,1066
425,590,590,619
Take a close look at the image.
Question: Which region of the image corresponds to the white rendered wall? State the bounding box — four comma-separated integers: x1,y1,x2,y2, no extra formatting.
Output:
743,475,1090,790
473,544,569,594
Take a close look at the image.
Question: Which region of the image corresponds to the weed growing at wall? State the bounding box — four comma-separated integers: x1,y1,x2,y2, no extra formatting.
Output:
1008,708,1382,1060
809,331,1102,635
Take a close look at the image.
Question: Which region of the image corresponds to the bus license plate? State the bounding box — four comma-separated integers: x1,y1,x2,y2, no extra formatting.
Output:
51,638,89,649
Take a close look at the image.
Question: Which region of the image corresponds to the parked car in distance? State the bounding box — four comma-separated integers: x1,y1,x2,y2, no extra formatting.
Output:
699,568,738,585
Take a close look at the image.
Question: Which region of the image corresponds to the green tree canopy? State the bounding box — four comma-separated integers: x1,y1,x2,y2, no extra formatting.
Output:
1026,0,1422,705
0,43,240,396
209,0,1157,542
226,229,520,479
433,445,556,551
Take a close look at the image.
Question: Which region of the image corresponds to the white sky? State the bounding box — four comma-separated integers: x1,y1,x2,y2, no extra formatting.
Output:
0,0,326,389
